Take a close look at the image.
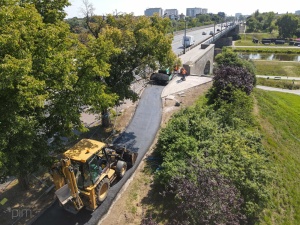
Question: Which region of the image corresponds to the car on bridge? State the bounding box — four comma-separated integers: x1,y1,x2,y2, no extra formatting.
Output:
202,31,207,35
209,31,214,35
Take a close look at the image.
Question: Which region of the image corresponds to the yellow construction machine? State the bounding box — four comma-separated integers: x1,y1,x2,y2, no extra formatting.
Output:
50,139,137,214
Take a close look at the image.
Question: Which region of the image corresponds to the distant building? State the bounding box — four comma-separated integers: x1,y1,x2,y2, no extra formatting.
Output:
179,13,185,20
186,8,202,17
235,13,242,19
218,12,226,18
144,8,163,17
164,9,178,16
296,10,300,15
201,8,208,14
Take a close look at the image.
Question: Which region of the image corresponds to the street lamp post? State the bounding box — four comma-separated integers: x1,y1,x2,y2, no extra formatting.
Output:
183,20,187,54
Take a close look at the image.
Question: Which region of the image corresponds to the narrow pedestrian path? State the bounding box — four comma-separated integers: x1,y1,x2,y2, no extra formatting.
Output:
256,85,300,96
256,75,300,81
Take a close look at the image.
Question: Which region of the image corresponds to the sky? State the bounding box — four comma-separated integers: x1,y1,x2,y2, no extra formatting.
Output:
64,0,299,19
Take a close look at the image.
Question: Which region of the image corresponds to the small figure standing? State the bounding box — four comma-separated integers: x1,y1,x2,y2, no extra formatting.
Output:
173,65,179,73
180,67,187,81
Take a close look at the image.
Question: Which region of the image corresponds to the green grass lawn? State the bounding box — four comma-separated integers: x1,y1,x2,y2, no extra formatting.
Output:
254,89,300,225
257,78,300,90
254,61,300,77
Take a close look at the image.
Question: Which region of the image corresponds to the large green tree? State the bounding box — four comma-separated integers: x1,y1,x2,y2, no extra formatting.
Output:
276,13,299,38
21,0,70,23
83,8,178,126
104,14,177,100
0,3,117,188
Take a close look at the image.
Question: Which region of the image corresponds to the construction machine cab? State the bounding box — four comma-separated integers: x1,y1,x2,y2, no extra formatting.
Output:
73,155,105,189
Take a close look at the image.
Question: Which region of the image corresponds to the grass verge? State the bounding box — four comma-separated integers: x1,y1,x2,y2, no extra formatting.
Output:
232,47,300,54
257,78,300,90
254,61,300,77
254,89,300,225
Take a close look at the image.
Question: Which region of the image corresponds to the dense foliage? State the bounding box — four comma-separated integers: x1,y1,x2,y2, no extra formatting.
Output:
214,48,256,75
246,10,300,38
155,99,271,222
162,163,245,225
246,11,276,33
0,2,177,187
276,14,300,38
81,7,178,125
0,2,119,187
207,66,255,104
1,0,70,24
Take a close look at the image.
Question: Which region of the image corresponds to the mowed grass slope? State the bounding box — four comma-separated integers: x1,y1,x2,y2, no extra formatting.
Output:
254,89,300,225
254,61,300,77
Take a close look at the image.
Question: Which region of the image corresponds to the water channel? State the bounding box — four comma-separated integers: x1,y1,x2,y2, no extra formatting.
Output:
238,53,300,62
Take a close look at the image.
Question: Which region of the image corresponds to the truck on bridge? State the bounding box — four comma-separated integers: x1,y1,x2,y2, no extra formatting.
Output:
182,35,195,47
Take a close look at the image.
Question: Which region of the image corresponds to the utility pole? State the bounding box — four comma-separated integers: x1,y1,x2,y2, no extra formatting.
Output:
213,22,215,41
183,20,187,54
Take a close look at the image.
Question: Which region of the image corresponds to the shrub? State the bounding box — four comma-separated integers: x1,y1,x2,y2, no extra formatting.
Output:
155,104,271,222
207,66,255,104
162,163,246,225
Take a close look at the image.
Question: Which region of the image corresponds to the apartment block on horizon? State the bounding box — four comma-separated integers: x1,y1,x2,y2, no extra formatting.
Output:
164,9,178,16
186,8,207,17
144,8,163,17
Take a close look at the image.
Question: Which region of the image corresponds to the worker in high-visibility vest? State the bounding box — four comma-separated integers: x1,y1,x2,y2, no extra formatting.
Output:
180,67,187,81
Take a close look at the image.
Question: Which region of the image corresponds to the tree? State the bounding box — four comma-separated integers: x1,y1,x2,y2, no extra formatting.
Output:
82,2,178,126
263,12,275,31
207,66,255,104
215,48,256,76
215,48,244,67
81,0,106,39
295,28,300,38
246,16,261,32
20,0,71,23
276,13,299,38
100,14,177,125
0,4,117,188
162,163,245,225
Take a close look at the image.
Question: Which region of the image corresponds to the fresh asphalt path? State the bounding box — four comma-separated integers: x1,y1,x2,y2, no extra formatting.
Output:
31,84,164,225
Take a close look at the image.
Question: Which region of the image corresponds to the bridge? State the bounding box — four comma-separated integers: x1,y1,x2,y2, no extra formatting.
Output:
172,23,239,75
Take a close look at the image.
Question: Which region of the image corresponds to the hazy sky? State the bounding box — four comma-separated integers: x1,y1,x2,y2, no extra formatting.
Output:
65,0,299,18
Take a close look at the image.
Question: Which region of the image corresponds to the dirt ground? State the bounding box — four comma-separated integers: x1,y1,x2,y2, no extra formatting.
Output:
0,81,212,225
99,81,212,225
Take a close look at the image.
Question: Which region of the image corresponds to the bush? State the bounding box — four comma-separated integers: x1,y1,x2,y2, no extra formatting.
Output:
162,163,246,225
155,103,271,222
207,66,255,104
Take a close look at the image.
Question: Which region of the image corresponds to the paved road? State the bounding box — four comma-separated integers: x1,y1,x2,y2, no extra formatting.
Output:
172,23,226,55
31,85,164,225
